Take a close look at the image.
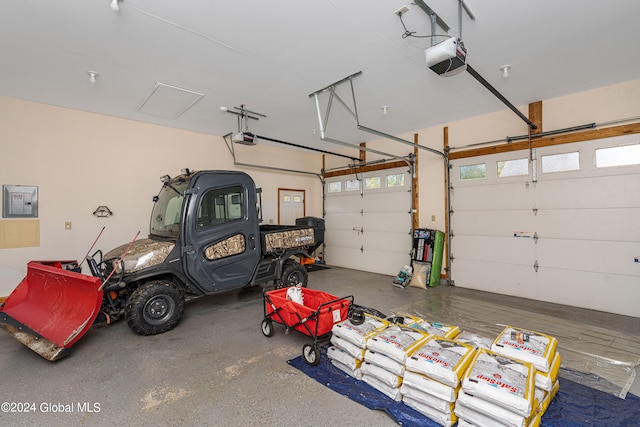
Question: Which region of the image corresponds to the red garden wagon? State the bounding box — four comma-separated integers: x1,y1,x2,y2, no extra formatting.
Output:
261,287,353,365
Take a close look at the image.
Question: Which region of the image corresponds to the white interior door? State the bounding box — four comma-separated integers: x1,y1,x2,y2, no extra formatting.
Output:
279,189,305,225
450,134,640,317
324,167,412,275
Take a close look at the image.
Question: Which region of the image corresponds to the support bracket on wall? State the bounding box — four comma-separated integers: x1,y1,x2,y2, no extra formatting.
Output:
93,206,113,218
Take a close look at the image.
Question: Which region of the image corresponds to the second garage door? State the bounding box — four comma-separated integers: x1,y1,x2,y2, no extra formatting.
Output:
324,167,412,276
449,133,640,317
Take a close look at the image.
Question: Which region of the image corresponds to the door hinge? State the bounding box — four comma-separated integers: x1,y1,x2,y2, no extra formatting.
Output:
185,188,198,195
182,245,195,255
360,245,364,253
533,232,538,244
533,260,539,272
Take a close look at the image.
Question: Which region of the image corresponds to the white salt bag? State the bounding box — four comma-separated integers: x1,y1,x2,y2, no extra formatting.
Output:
456,331,494,350
400,383,455,414
535,351,561,391
331,314,388,348
362,375,402,401
330,334,366,361
364,349,405,376
326,345,361,371
461,349,535,417
360,361,402,388
457,391,531,427
403,395,458,427
536,380,559,414
366,325,429,364
402,370,458,403
405,337,476,388
331,359,363,380
491,326,558,373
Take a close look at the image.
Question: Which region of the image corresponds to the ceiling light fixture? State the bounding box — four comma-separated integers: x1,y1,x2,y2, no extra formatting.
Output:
500,65,511,79
110,0,120,12
87,71,99,84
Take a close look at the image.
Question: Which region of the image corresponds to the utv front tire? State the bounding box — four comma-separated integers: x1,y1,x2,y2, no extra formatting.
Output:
125,280,185,336
278,261,308,289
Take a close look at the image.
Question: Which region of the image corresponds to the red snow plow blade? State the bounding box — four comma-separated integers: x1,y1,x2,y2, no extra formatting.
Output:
0,261,103,361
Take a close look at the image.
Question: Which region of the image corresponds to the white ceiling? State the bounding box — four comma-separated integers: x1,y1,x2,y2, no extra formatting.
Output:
2,1,639,156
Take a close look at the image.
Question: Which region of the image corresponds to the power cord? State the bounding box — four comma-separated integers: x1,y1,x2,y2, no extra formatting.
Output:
397,11,450,41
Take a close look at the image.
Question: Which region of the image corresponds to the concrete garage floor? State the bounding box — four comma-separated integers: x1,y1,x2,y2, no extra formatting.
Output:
0,266,638,426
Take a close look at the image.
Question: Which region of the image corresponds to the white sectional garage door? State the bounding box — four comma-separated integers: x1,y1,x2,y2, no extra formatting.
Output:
324,167,412,276
450,134,640,317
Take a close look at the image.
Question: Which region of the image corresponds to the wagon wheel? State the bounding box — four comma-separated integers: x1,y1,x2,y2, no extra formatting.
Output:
302,344,320,366
261,318,274,337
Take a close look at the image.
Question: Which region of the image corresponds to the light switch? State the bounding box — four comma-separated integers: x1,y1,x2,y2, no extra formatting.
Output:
431,215,436,221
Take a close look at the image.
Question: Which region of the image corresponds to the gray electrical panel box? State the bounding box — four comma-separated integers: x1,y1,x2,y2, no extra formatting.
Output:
3,185,39,218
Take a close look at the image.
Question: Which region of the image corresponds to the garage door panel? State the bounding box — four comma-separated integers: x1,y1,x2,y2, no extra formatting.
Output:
327,248,408,276
362,191,410,211
362,213,411,233
325,212,363,229
452,259,536,296
325,230,360,250
535,174,640,209
453,184,534,211
536,208,640,242
326,247,362,270
453,235,535,265
358,248,412,276
453,210,535,237
536,268,640,317
364,231,412,253
538,240,640,276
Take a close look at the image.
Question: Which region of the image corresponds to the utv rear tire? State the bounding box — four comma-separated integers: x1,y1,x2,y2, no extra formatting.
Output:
278,261,308,289
125,280,185,336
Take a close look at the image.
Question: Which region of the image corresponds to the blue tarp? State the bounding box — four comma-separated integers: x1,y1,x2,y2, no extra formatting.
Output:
288,349,640,427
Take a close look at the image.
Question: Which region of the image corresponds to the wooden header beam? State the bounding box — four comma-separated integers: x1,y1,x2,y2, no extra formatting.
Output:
449,122,640,160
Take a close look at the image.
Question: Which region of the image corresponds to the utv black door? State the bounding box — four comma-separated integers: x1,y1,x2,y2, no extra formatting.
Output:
182,171,261,293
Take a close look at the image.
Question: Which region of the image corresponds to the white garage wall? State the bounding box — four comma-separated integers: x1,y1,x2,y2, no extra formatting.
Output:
0,96,322,295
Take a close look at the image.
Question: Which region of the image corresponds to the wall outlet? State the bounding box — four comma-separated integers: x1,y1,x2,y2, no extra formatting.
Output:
65,221,72,230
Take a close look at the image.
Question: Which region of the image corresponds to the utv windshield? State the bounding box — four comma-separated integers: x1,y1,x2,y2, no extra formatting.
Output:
150,179,189,238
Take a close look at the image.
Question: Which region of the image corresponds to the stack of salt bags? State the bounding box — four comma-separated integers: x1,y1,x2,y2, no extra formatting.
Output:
361,324,430,401
402,336,476,427
491,326,561,418
328,313,389,379
456,348,538,427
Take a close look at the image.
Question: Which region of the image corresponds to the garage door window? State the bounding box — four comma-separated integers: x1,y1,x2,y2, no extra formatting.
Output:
387,173,405,187
541,152,580,173
327,182,342,193
460,163,487,180
346,179,360,192
595,143,640,168
365,176,381,189
497,158,529,177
